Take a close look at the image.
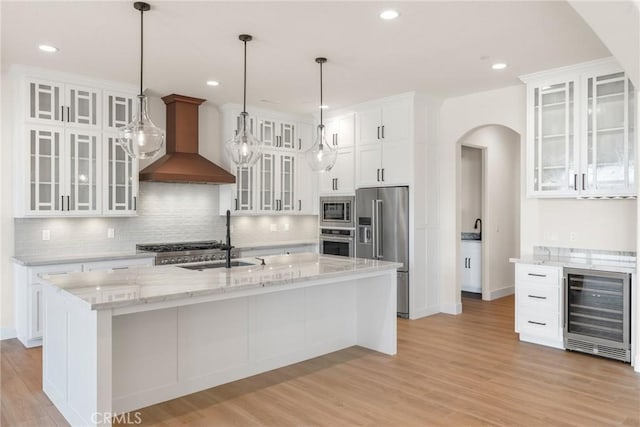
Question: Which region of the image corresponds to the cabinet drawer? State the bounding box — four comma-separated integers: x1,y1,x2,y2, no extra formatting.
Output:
82,257,154,272
517,282,559,313
517,264,560,285
30,263,83,284
517,308,560,339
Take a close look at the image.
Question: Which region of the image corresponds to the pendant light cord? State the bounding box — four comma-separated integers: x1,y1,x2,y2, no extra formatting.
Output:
139,7,144,97
319,61,323,126
243,39,247,114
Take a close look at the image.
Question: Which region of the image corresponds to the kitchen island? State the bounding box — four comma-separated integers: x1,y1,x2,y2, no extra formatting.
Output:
41,253,400,426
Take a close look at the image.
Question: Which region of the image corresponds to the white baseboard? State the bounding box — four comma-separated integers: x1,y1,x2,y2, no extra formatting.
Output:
440,302,462,315
0,328,17,340
486,285,514,301
635,354,640,373
409,304,440,319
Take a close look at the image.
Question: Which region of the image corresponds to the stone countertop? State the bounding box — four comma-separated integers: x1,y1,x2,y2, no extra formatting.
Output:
12,251,156,267
510,256,636,274
41,253,402,311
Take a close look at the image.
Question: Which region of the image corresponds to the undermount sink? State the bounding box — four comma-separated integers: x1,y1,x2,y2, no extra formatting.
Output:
461,232,481,241
178,261,254,271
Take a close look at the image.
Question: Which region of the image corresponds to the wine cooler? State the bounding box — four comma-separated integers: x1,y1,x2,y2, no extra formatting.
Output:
564,269,631,362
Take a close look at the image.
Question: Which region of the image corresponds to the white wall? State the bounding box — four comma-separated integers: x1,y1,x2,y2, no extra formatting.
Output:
460,146,482,233
569,1,639,85
439,84,637,312
459,126,520,300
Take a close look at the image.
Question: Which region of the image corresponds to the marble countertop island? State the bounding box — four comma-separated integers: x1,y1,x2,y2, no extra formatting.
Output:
42,253,402,311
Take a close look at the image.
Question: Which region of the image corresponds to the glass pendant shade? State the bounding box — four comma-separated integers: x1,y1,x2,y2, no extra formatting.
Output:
305,124,337,172
225,112,262,166
119,95,164,159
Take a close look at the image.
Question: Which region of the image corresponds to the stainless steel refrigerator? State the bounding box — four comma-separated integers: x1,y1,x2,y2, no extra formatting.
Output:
355,186,409,317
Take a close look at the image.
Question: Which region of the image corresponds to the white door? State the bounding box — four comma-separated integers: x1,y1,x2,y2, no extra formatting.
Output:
583,72,635,195
26,78,64,124
324,118,339,148
104,134,137,215
26,126,64,214
381,99,410,142
357,145,382,187
65,130,101,214
295,153,316,214
297,122,313,151
381,140,411,185
333,150,355,193
65,84,101,128
104,91,135,131
336,113,355,148
319,168,336,194
260,118,278,148
29,285,43,340
279,122,297,150
235,165,256,212
357,107,382,146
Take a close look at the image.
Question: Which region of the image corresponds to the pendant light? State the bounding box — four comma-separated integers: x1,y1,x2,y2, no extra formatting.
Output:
118,1,165,160
224,34,262,167
305,57,337,172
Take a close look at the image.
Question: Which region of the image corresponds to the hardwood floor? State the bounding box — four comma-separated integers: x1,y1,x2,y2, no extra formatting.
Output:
2,295,639,426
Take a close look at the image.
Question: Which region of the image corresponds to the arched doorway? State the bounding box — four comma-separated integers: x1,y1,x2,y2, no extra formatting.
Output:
456,125,521,305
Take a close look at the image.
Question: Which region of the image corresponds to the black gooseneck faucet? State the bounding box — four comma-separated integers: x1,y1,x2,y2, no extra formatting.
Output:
221,209,234,268
474,218,482,241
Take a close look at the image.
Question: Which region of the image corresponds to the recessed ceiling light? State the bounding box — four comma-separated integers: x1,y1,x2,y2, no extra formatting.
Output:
319,105,329,109
379,9,399,20
206,80,220,86
492,63,507,70
38,44,58,53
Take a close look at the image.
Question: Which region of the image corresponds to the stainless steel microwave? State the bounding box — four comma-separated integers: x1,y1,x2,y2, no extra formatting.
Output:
319,196,355,228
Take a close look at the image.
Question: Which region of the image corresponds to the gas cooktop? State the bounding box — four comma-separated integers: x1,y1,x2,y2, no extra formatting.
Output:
136,240,239,265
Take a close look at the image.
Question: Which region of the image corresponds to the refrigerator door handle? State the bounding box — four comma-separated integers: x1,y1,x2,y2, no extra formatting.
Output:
376,199,383,259
371,200,377,259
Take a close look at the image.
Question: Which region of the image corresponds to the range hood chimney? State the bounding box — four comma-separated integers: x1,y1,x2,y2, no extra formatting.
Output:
139,94,236,184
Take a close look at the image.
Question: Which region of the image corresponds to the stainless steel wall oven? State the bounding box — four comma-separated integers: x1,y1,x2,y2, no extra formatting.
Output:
319,228,354,257
564,268,631,362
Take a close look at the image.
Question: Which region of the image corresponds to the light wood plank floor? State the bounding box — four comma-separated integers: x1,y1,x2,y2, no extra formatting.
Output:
2,295,639,426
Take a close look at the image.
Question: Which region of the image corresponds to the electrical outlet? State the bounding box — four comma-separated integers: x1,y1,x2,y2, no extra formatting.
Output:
283,223,290,231
42,230,50,241
270,224,277,232
569,232,577,242
107,228,115,239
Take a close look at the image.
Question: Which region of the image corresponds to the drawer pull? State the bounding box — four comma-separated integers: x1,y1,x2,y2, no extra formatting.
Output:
111,266,129,270
527,295,547,300
527,320,547,326
527,273,547,278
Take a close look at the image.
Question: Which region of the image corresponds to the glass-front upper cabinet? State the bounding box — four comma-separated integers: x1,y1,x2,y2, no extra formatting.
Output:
104,135,137,215
65,130,101,214
28,127,63,213
279,154,296,211
104,91,135,131
27,79,63,124
584,72,635,195
66,85,100,128
258,152,276,211
531,80,579,195
522,57,636,198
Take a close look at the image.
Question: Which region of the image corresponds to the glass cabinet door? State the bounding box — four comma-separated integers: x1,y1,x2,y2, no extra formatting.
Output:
259,152,276,211
279,154,296,211
279,122,296,150
585,72,635,193
260,119,277,148
27,79,63,124
66,85,100,128
105,135,136,213
235,165,255,212
104,91,135,131
532,81,578,194
28,127,63,213
66,130,100,213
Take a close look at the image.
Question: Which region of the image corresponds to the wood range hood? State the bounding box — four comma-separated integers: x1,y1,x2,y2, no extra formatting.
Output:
139,94,236,184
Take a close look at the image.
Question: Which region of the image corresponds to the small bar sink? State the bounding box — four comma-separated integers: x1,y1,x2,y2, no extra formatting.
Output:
461,232,481,241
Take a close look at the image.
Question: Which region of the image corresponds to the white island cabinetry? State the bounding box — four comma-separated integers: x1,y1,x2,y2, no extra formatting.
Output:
41,254,398,426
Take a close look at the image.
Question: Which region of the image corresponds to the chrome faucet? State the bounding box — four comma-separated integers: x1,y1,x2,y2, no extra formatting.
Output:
255,257,266,266
474,218,482,240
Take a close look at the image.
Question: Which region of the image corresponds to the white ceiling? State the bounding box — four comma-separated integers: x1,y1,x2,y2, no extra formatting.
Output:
1,1,611,114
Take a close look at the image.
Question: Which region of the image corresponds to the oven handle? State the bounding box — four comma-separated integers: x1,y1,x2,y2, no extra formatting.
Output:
319,236,354,243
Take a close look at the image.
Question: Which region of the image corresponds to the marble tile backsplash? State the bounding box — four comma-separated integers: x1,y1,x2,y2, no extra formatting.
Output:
533,246,636,263
15,182,318,257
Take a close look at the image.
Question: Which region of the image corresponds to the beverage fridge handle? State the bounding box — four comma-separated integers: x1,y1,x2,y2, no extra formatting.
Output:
376,199,383,259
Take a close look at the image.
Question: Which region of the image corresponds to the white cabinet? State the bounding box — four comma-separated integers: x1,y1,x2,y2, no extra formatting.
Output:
16,73,139,217
14,256,154,347
521,58,636,198
514,263,564,349
319,113,355,195
219,104,316,215
460,241,482,293
356,98,412,187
